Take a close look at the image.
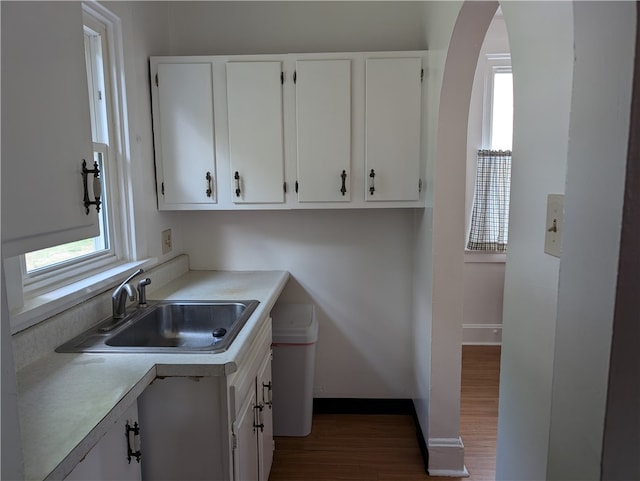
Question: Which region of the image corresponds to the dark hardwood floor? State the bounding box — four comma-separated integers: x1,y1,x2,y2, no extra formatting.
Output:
269,345,501,481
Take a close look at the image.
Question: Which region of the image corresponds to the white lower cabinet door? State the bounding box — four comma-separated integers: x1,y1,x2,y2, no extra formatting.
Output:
257,351,274,481
65,404,141,481
233,386,260,481
232,348,274,481
136,376,227,481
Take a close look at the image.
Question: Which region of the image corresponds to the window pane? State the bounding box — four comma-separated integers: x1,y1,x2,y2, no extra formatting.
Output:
24,237,105,272
84,27,109,144
491,72,513,150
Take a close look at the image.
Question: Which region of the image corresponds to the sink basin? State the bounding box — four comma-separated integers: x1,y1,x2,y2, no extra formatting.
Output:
56,300,260,354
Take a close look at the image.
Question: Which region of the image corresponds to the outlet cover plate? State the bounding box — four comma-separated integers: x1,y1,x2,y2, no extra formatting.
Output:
162,229,172,254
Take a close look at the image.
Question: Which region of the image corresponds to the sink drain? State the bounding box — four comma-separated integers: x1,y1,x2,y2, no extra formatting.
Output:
212,328,227,338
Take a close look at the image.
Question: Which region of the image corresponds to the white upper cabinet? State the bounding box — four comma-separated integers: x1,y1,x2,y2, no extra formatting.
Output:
365,57,423,202
150,52,426,210
153,62,216,208
295,59,352,202
227,62,285,204
1,2,98,257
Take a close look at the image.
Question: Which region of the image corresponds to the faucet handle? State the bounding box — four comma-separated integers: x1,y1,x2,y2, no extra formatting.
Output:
114,268,144,298
137,278,151,307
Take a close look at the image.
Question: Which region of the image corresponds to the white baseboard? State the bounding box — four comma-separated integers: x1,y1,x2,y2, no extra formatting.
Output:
428,437,469,477
462,323,502,345
429,468,470,477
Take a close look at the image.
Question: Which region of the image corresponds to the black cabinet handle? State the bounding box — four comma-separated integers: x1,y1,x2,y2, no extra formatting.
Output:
234,171,241,197
125,421,141,464
206,171,213,198
369,169,376,195
262,381,273,408
253,405,264,432
340,170,347,196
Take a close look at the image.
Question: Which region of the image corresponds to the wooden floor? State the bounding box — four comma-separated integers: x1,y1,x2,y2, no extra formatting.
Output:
269,345,501,481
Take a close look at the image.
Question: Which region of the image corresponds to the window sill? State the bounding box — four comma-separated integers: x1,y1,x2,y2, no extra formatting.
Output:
464,251,507,263
10,258,158,335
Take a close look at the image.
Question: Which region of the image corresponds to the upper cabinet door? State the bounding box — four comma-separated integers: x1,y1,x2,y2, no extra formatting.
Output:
154,62,216,207
227,62,285,204
295,60,351,202
365,57,423,202
1,2,98,257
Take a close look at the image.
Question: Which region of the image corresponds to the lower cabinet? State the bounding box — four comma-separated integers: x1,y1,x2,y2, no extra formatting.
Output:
134,321,273,481
65,404,142,481
232,349,273,481
136,376,228,480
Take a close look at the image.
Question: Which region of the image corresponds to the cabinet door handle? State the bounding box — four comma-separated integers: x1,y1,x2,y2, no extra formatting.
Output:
253,404,265,432
369,169,376,195
206,171,213,198
125,421,142,464
234,171,241,197
340,170,347,196
262,381,273,408
82,159,102,214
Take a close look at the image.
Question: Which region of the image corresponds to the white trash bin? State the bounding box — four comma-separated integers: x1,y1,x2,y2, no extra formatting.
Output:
271,303,318,437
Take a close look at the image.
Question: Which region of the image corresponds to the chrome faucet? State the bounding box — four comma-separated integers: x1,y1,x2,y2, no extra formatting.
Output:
112,268,144,320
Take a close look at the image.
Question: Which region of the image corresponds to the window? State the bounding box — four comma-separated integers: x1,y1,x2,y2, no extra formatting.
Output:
468,54,513,252
489,68,513,151
4,2,141,334
0,2,139,321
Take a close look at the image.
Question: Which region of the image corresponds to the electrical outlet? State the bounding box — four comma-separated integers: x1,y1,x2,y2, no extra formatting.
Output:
162,229,172,254
544,194,564,258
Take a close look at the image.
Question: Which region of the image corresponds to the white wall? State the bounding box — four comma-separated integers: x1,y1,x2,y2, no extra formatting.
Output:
413,1,464,460
183,210,415,398
495,3,574,479
547,3,635,479
462,260,504,344
166,1,427,56
163,1,429,399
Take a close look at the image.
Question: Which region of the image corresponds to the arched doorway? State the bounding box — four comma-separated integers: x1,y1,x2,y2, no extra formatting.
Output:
426,1,499,476
427,1,578,478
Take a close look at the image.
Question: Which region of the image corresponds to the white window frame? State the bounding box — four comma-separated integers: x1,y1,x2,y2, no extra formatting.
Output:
8,2,141,332
482,53,512,150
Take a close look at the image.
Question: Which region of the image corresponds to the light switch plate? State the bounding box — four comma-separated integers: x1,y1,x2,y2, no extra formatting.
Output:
544,194,564,258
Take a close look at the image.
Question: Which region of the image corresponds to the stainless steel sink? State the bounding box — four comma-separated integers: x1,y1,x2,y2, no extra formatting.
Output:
56,300,260,353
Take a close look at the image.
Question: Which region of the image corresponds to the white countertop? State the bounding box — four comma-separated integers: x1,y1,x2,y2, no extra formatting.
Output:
16,270,289,481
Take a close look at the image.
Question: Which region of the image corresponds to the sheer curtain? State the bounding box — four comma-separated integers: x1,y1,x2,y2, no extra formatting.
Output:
467,149,512,252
